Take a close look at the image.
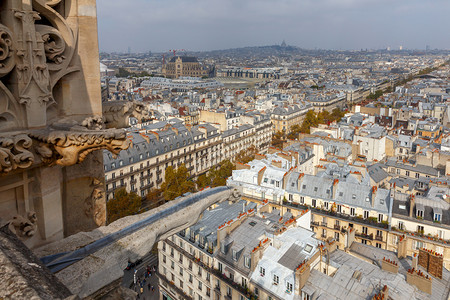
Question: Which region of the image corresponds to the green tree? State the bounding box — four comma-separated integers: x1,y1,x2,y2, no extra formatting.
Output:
271,131,286,148
210,160,234,187
235,145,257,164
143,188,163,209
196,174,210,190
300,110,319,133
107,188,141,223
161,164,195,201
116,67,133,78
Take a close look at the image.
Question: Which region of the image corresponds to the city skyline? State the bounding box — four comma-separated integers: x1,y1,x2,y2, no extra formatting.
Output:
97,0,450,53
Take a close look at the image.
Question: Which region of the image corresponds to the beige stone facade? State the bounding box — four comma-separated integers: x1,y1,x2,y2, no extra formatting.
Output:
162,56,207,79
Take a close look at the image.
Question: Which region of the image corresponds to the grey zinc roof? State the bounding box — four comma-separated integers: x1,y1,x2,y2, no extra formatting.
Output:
103,122,219,172
304,247,450,300
384,158,442,176
286,172,391,214
367,163,390,183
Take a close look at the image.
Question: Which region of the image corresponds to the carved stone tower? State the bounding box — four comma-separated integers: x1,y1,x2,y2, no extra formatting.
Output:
0,0,129,248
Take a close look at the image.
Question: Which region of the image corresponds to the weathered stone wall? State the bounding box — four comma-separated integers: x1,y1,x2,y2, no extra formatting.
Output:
0,0,128,248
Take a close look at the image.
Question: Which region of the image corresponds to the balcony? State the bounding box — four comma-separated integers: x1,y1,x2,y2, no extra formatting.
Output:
321,222,328,228
356,232,373,240
157,272,193,300
140,182,154,190
321,234,327,239
334,224,341,230
375,235,383,241
280,200,389,229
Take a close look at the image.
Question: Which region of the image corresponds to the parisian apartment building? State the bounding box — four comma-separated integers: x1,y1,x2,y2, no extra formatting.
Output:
157,193,449,300
103,116,272,200
227,151,450,270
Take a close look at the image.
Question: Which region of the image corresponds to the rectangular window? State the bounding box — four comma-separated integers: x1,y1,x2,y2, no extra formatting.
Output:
406,171,410,176
337,205,342,213
350,207,355,216
260,267,265,277
364,211,369,219
286,282,293,293
312,199,316,207
300,196,304,204
398,221,404,230
288,194,293,201
417,225,424,234
244,256,250,268
273,274,279,285
334,232,340,242
376,243,382,248
434,213,441,222
414,240,424,250
378,214,383,223
362,226,368,235
324,202,329,210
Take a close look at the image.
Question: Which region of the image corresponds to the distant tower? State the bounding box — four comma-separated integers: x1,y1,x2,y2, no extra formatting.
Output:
387,46,391,51
399,45,403,50
281,40,287,47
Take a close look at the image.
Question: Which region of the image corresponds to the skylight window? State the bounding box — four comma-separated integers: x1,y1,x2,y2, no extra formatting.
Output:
304,244,313,253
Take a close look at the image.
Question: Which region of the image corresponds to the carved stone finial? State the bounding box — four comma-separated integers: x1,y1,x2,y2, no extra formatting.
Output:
84,178,106,226
228,188,241,203
103,101,151,129
7,211,38,238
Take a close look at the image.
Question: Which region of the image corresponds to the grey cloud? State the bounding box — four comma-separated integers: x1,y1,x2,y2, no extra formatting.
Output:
97,0,450,52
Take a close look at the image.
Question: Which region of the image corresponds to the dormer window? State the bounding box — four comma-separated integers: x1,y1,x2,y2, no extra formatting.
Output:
434,208,442,222
273,274,279,285
286,282,293,293
232,250,237,261
244,257,250,268
260,267,265,277
416,208,424,219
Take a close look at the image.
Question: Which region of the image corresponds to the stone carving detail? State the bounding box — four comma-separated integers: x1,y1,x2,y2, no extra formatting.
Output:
0,25,15,77
103,101,151,129
7,211,38,238
30,126,130,166
14,8,54,127
36,25,65,65
84,178,106,227
0,134,34,173
81,116,105,131
228,188,241,203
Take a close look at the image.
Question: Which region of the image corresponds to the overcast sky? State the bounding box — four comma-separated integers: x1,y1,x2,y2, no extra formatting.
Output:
97,0,450,53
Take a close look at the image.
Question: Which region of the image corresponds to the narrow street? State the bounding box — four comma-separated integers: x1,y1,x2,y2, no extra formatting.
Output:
122,252,159,300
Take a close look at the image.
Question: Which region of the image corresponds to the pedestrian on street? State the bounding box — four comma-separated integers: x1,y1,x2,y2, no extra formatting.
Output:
147,283,151,290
